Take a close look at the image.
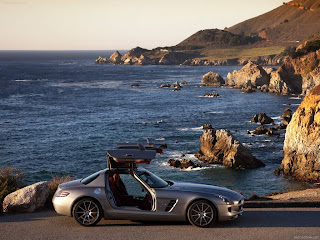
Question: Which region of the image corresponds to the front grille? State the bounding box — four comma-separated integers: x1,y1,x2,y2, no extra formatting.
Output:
165,199,178,212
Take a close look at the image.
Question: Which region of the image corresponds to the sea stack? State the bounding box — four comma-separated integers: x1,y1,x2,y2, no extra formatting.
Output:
195,126,265,169
280,85,320,183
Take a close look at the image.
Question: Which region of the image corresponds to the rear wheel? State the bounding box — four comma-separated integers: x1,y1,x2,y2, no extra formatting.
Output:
187,200,216,227
73,198,102,226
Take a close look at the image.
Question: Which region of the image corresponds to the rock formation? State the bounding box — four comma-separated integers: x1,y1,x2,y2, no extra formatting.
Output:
3,181,49,213
281,108,292,126
279,85,320,183
168,159,202,169
109,51,122,64
225,62,270,88
195,127,265,169
251,113,274,124
201,72,225,86
95,56,109,64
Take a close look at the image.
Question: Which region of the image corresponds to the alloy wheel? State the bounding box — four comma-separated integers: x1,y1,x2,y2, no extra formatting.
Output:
73,198,102,226
188,200,216,227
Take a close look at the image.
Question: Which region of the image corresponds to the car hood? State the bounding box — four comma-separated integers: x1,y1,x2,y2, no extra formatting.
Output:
167,181,243,200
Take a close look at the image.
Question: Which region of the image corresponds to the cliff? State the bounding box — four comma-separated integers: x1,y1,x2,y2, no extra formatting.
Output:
279,85,320,183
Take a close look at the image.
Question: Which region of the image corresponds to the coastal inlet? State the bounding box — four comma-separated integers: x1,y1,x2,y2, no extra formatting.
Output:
0,51,311,197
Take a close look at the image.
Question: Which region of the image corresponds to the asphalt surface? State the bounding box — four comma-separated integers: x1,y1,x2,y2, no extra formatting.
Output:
0,208,320,240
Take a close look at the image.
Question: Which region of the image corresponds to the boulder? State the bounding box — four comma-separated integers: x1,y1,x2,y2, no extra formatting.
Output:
279,85,320,183
253,125,268,135
159,84,171,88
281,108,292,125
251,113,274,124
266,128,280,137
201,72,225,86
170,81,181,88
202,124,213,130
168,159,201,169
95,56,109,64
268,71,292,94
109,51,122,64
195,128,265,169
203,93,220,98
225,62,270,88
3,181,49,213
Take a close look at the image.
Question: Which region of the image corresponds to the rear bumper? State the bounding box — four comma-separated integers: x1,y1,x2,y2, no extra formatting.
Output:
52,195,73,217
217,198,244,221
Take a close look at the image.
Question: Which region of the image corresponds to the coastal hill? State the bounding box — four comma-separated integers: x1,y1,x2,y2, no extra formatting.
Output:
97,0,320,66
227,0,320,44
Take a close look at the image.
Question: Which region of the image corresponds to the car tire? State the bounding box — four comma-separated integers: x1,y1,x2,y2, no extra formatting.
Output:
73,198,102,226
187,200,217,228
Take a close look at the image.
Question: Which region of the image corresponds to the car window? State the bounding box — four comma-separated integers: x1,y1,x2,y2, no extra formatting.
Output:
81,172,100,185
137,170,168,188
118,174,146,198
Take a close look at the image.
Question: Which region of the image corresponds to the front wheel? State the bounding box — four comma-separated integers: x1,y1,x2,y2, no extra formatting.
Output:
187,200,217,227
73,198,102,226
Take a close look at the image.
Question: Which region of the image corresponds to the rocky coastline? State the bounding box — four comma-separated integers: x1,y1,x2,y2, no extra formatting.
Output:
95,47,286,66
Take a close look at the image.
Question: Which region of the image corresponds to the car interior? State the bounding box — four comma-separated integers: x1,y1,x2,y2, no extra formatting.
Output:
108,172,152,211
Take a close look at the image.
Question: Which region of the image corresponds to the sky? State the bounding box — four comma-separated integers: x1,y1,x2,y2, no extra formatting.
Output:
0,0,289,50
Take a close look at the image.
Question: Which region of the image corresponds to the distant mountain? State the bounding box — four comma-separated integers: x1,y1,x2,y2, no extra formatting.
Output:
227,0,320,44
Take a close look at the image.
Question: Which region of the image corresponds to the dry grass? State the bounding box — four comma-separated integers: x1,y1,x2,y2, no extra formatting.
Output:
0,167,24,213
46,175,73,208
200,46,286,60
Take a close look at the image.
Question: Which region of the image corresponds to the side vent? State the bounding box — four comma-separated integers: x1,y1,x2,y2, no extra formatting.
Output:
165,199,178,212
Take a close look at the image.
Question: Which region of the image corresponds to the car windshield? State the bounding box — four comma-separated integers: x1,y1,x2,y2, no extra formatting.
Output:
136,169,168,188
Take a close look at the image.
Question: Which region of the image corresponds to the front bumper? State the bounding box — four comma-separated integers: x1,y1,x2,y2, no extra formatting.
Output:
217,198,244,221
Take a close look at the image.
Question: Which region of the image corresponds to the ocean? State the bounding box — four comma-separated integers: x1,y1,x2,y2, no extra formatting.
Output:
0,50,310,197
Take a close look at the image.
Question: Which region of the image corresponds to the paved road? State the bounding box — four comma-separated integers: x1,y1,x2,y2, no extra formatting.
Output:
1,208,320,240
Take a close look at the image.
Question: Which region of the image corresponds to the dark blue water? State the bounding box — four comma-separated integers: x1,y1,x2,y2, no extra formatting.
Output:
0,50,310,197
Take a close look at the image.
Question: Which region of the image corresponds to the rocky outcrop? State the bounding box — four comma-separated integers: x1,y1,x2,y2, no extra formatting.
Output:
121,47,149,65
203,92,220,98
201,72,225,86
195,127,265,169
281,108,292,125
279,85,320,183
168,159,202,169
251,113,274,124
109,51,122,64
159,52,190,65
3,181,49,213
95,56,109,64
225,62,270,88
253,125,268,135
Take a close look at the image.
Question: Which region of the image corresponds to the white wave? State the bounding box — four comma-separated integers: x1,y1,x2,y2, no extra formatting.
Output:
271,116,281,120
15,79,47,82
283,103,300,106
206,111,224,114
155,137,165,141
178,126,203,132
289,97,302,100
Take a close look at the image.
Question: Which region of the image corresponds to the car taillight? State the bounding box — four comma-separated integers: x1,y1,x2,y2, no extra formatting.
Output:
56,191,70,197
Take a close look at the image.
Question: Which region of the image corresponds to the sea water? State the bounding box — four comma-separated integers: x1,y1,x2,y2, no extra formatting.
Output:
0,50,310,197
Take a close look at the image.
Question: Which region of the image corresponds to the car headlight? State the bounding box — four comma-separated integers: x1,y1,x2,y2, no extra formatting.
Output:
55,190,70,197
217,195,234,205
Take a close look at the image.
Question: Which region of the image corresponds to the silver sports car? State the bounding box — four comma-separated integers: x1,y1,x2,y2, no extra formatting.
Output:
53,146,244,227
